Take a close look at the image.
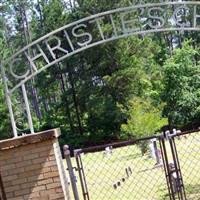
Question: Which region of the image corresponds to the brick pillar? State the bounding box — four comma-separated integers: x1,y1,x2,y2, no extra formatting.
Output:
0,129,70,200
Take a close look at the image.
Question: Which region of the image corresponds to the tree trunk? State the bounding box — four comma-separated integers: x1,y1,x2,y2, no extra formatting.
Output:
19,0,42,121
58,64,75,135
68,67,83,135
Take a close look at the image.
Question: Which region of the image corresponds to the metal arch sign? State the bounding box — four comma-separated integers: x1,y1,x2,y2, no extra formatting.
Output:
1,1,200,137
3,1,200,93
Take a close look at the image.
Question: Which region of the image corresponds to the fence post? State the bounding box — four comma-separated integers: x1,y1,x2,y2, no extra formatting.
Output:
74,150,90,200
63,145,80,200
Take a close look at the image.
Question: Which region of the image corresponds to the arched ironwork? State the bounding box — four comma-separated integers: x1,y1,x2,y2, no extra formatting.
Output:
1,1,200,136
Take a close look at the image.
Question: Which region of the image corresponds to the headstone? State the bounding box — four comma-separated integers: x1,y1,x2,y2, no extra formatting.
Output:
121,178,126,182
150,138,162,165
149,139,157,160
128,167,132,175
113,184,117,189
125,167,132,177
104,146,113,156
117,181,121,186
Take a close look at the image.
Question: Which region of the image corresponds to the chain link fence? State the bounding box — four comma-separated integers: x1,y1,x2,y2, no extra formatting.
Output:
174,132,200,200
73,137,169,200
65,131,200,200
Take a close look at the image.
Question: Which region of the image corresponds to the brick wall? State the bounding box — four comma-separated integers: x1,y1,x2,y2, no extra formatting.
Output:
0,129,70,200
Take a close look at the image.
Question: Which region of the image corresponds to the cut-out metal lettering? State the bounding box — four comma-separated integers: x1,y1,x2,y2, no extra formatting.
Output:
45,36,69,59
1,1,200,136
173,6,191,27
147,7,165,29
193,5,200,27
3,1,200,92
120,10,140,33
72,24,93,47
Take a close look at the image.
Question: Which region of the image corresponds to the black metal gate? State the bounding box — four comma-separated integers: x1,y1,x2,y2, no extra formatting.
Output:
159,132,187,200
160,130,200,200
65,130,200,200
171,131,200,200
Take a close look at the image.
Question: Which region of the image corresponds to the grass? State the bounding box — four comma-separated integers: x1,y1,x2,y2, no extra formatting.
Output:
64,133,200,200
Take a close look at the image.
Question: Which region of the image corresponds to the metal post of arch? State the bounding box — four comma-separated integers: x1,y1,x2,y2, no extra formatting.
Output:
0,64,18,137
1,64,35,137
1,1,200,137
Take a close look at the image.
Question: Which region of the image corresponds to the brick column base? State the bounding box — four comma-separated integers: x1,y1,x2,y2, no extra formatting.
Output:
0,129,70,200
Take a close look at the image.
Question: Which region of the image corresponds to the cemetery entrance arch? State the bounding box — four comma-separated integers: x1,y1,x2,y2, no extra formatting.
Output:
1,1,200,200
1,1,200,137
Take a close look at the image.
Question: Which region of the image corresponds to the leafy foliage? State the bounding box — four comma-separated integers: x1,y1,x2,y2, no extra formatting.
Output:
121,98,167,139
1,0,200,148
0,82,12,139
162,41,200,128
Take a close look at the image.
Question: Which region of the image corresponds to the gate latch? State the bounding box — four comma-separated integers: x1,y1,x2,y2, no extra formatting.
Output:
165,129,178,140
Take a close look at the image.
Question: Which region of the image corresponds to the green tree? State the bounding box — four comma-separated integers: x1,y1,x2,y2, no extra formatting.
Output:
0,37,12,139
0,81,12,139
2,0,200,148
121,98,167,138
162,41,200,128
104,37,163,105
121,98,167,154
